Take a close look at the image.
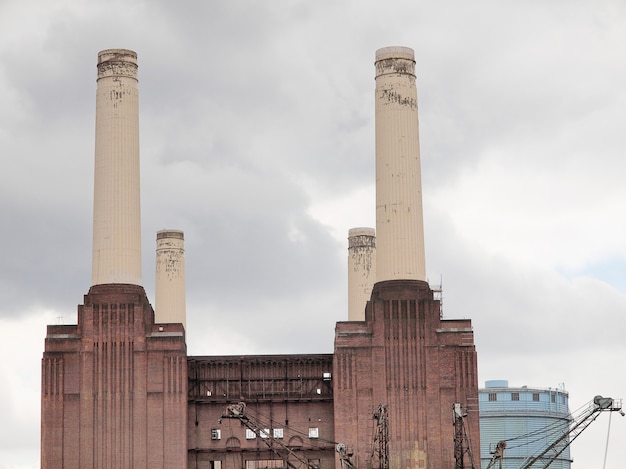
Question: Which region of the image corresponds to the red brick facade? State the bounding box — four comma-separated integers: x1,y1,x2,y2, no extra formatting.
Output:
41,284,187,469
334,280,479,468
42,281,478,469
187,355,335,469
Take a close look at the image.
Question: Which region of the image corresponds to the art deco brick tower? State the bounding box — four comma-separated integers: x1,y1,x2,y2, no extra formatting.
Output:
334,47,479,469
41,50,187,469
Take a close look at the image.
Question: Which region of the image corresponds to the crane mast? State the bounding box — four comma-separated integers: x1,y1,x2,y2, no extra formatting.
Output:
371,404,389,469
453,403,477,469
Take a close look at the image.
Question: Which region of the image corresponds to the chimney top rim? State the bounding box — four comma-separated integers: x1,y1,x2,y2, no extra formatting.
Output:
157,229,184,240
375,46,415,61
97,49,138,65
348,227,375,238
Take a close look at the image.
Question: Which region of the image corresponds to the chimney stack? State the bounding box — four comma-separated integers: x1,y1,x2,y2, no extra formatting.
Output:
374,46,426,282
92,49,142,286
155,230,187,329
347,227,376,321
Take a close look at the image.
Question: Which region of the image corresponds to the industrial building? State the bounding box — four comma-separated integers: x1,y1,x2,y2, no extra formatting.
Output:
41,47,480,469
479,380,571,469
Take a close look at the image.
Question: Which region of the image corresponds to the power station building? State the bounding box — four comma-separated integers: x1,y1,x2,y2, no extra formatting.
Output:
41,47,480,469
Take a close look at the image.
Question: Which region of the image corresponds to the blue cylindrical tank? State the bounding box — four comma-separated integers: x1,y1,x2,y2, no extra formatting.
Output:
479,380,571,469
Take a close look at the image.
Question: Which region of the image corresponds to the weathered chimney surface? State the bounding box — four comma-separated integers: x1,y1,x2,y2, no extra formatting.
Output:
155,229,187,330
92,49,142,286
374,46,426,282
347,227,376,321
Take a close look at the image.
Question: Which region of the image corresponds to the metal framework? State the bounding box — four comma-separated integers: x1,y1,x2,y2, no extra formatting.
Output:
188,355,334,403
486,395,623,469
223,402,319,469
453,403,476,469
371,404,389,469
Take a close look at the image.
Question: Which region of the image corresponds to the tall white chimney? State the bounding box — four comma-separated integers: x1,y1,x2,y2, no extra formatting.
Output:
374,46,426,282
155,230,187,329
92,49,142,286
347,227,376,321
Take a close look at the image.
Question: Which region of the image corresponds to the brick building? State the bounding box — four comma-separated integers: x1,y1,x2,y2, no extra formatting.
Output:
41,47,479,469
42,285,187,468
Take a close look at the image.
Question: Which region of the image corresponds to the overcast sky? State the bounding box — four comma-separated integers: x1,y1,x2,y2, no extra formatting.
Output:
1,0,625,468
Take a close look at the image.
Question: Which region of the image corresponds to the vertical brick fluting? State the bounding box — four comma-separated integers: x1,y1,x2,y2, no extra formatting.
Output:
41,284,187,468
334,280,480,469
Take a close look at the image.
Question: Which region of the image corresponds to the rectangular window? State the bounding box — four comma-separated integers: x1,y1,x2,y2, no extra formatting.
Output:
533,393,540,402
488,393,497,401
551,394,556,403
273,428,284,439
245,460,285,469
308,427,319,439
211,429,221,440
246,429,256,440
260,429,270,439
209,462,222,469
511,392,519,401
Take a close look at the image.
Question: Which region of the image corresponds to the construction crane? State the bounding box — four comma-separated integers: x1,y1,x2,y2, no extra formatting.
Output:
453,403,477,469
336,443,356,469
371,404,389,469
485,395,623,469
224,402,358,469
222,402,319,469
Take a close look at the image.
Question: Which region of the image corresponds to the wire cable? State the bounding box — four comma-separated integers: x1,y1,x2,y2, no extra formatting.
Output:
602,410,612,469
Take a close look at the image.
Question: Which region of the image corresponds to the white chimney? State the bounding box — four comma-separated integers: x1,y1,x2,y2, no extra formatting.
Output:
347,227,376,321
374,46,426,282
155,230,187,329
92,49,142,286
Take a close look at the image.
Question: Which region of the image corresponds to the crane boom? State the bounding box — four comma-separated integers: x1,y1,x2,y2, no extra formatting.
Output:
519,395,622,469
485,395,622,469
223,402,317,469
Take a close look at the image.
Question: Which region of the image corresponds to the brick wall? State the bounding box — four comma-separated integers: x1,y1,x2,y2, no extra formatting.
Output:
41,284,187,469
334,280,480,469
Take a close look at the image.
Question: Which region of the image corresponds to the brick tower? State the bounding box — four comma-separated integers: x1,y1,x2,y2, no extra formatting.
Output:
41,50,187,469
333,47,479,469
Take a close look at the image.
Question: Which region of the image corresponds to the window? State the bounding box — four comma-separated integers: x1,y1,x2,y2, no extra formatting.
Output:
260,429,270,439
488,393,497,401
211,429,221,440
533,393,540,402
551,394,556,403
246,429,256,440
511,393,519,401
273,428,284,439
209,461,222,469
245,460,285,469
308,427,319,438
